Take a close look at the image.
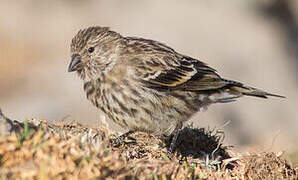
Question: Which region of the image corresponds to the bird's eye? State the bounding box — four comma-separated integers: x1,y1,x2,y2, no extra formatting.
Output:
88,47,95,53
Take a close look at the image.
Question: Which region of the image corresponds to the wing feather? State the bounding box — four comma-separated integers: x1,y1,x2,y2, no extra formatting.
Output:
135,54,228,91
124,37,229,91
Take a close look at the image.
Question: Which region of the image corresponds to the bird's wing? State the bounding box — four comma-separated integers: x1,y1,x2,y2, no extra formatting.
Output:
126,38,284,99
133,54,229,91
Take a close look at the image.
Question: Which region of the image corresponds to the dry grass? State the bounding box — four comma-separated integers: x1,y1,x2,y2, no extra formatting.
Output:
0,119,297,179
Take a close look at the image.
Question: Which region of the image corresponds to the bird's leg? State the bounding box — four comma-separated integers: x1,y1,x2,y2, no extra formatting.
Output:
168,129,182,154
109,130,137,147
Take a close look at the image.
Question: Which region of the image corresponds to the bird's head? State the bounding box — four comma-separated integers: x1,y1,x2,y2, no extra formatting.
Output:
68,26,122,79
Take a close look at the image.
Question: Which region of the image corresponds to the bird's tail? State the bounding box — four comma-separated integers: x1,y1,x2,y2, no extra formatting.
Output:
223,79,285,99
230,86,285,98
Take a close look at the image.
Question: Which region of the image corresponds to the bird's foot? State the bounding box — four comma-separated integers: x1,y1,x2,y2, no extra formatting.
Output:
109,130,137,147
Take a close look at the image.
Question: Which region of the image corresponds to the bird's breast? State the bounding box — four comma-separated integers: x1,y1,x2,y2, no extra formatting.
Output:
82,77,209,136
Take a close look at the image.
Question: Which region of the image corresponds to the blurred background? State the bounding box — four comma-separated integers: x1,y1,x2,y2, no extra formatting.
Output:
0,0,297,163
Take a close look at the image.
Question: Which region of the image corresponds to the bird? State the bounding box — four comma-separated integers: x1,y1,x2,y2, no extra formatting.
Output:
68,26,284,150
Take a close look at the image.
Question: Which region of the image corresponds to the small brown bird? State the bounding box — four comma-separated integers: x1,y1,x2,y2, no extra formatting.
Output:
68,26,284,148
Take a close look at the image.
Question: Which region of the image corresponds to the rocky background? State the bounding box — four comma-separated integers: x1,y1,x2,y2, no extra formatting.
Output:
0,0,297,160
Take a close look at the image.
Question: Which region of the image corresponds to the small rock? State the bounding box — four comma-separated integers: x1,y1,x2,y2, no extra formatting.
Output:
0,108,14,136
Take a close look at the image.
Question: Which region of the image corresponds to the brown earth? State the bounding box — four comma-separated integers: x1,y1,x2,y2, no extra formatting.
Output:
0,118,297,179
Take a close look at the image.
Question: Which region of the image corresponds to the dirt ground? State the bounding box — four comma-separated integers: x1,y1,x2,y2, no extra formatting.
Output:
0,118,297,179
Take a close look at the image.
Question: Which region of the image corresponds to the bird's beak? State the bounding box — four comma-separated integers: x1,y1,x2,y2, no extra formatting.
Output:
68,54,83,72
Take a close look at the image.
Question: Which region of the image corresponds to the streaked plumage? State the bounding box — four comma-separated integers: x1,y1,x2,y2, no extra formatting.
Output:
68,26,284,137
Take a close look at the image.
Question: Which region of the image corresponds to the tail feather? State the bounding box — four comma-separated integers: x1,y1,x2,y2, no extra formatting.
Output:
208,78,285,103
239,87,285,98
226,81,285,99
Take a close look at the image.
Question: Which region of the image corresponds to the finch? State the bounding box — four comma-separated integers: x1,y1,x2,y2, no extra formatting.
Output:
68,26,284,140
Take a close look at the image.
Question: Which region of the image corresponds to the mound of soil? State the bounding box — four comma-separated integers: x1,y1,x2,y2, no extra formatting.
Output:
0,111,297,179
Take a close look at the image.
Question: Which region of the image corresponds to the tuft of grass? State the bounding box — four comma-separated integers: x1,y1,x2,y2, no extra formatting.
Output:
17,121,35,146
